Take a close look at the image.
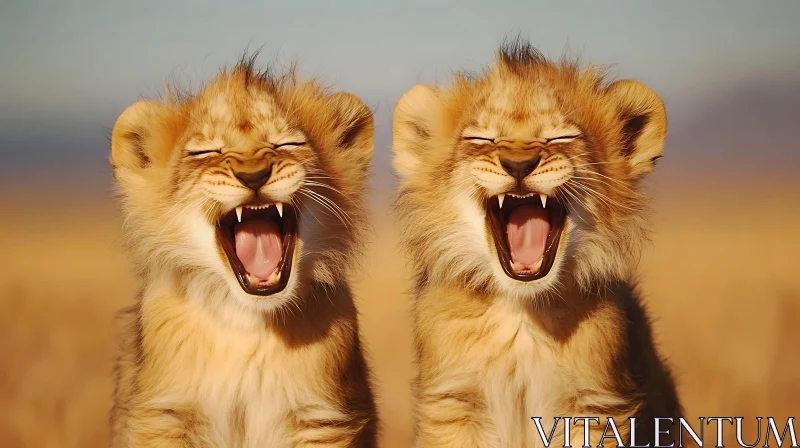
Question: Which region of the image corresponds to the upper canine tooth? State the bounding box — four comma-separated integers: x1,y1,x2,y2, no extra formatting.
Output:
235,206,243,222
498,193,506,208
539,193,547,208
275,202,283,218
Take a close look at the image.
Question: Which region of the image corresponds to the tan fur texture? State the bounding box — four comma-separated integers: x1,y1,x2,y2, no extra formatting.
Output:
109,56,378,447
393,40,681,447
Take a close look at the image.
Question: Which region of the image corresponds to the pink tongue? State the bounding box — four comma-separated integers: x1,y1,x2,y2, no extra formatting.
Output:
234,219,282,281
506,205,550,267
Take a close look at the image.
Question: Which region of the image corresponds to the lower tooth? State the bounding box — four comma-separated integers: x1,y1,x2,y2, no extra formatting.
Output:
243,269,282,289
511,259,544,274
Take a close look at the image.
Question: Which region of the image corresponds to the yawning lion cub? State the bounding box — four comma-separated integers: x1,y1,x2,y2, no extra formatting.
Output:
393,40,682,447
109,56,378,447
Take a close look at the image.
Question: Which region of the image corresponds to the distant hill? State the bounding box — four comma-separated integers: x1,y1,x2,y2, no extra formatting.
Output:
664,75,800,175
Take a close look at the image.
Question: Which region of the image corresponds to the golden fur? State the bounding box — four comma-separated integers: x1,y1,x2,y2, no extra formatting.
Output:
109,56,378,447
393,41,681,447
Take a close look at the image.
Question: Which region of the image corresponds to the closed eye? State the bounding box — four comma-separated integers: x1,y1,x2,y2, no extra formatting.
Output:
463,136,495,144
187,149,222,157
275,141,307,149
546,135,582,144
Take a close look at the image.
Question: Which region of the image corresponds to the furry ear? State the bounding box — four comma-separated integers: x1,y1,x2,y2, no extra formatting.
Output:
605,80,667,178
327,92,374,171
392,85,439,179
110,100,180,176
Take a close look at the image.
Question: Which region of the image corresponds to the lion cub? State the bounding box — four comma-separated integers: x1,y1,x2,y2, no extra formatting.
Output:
109,56,378,447
393,41,682,447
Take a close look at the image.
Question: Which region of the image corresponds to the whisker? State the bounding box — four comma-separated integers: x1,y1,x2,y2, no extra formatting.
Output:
571,175,639,196
297,188,354,229
302,189,355,225
297,190,343,226
564,152,591,162
570,181,643,212
572,169,639,191
290,195,324,227
302,180,360,207
570,161,613,168
557,185,591,227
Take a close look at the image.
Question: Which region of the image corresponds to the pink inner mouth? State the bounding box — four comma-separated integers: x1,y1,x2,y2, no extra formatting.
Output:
234,219,283,281
506,205,550,269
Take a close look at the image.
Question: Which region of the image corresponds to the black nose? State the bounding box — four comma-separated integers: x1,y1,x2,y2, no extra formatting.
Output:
234,165,273,191
500,156,540,181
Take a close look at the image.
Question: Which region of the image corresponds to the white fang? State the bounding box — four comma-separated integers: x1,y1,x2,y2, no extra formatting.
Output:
235,206,243,222
275,203,283,218
498,194,506,208
539,193,547,208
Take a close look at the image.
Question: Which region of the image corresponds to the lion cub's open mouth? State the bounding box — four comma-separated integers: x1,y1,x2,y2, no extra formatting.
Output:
486,193,566,281
216,203,296,296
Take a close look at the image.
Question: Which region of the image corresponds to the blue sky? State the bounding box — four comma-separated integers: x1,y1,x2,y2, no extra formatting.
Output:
2,0,799,187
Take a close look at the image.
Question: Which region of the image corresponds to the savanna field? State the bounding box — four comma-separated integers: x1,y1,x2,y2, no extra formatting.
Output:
1,174,799,447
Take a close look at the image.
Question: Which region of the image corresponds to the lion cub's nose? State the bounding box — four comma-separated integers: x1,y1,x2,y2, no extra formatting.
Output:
234,165,273,191
499,156,540,182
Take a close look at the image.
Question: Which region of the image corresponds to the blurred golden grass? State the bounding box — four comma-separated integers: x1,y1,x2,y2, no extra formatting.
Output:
1,182,798,447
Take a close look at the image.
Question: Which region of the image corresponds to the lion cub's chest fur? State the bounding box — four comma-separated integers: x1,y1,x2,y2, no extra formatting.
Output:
124,288,345,447
416,284,629,447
